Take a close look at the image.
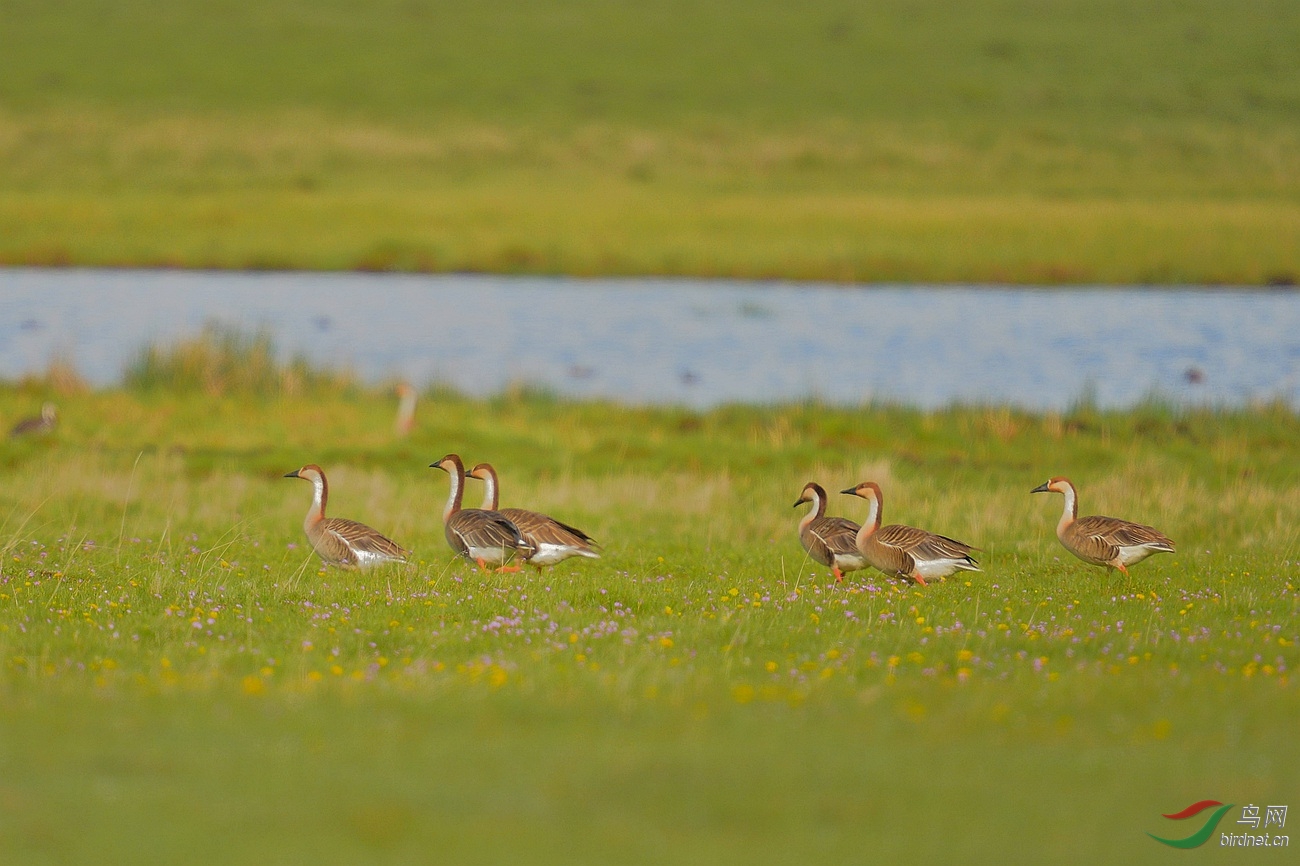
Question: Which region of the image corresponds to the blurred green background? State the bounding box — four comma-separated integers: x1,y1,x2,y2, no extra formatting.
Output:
2,0,1298,281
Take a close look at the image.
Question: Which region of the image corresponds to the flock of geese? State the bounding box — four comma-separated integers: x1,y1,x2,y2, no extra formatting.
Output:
10,397,1175,583
795,476,1174,585
283,459,1175,584
285,456,601,573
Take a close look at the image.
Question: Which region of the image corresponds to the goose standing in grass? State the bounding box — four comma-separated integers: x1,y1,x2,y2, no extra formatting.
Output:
284,464,409,569
793,481,866,582
841,482,980,586
394,383,417,437
431,454,532,572
1030,476,1174,575
9,402,57,437
466,462,600,569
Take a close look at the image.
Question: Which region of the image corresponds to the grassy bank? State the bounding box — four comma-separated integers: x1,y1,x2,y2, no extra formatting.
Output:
2,0,1299,282
1,374,1297,862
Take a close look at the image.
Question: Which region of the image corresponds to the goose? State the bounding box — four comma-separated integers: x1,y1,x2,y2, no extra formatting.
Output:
430,454,532,571
841,481,980,586
284,464,409,569
394,383,417,436
465,462,600,569
1031,476,1174,574
793,481,866,582
9,402,57,437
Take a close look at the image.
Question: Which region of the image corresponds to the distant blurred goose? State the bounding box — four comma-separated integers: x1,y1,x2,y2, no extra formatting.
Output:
793,481,866,582
431,454,532,571
394,383,417,436
9,402,57,437
284,464,409,569
841,482,980,586
466,462,600,568
1031,476,1174,575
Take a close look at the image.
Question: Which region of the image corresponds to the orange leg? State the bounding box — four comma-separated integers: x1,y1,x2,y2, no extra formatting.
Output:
913,572,928,587
1116,562,1130,576
495,564,522,573
832,566,844,583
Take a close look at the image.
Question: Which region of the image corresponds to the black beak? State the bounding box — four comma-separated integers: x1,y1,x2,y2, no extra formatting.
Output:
429,462,445,471
840,487,857,496
1030,481,1050,494
792,499,805,508
283,471,299,478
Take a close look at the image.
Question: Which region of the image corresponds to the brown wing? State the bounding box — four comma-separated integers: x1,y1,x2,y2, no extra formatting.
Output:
862,524,918,574
500,508,598,553
804,516,861,562
447,509,532,556
1075,515,1174,550
9,417,51,436
799,522,834,567
876,524,977,558
1063,517,1120,563
320,517,409,560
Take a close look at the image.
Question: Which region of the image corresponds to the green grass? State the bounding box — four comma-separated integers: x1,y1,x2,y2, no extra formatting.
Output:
1,375,1297,863
2,0,1300,281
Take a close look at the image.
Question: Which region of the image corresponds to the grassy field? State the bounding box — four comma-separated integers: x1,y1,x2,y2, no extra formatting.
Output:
2,0,1299,282
1,352,1297,862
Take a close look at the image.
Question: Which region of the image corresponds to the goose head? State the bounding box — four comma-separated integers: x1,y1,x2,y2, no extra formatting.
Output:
793,481,826,509
430,454,465,475
1031,476,1073,495
840,481,882,502
284,464,325,483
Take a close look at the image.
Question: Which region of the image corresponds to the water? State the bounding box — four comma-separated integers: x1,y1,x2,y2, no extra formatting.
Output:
2,268,1297,410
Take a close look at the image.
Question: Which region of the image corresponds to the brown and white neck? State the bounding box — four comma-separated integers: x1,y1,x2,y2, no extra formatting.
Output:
443,462,464,522
478,466,500,511
1056,482,1078,535
798,485,826,532
304,470,328,526
854,492,882,545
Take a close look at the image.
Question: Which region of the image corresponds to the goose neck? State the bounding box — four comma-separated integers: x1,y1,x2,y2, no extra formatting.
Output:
306,472,327,526
1057,483,1078,534
854,494,881,547
798,487,826,531
443,465,464,521
480,468,499,511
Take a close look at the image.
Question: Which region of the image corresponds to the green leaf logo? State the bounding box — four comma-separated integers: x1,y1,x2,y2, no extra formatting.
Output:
1149,801,1235,849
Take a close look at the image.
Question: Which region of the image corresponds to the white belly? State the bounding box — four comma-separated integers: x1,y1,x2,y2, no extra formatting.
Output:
528,543,599,566
465,544,516,564
831,551,867,572
913,557,978,580
350,548,400,567
1117,544,1161,566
